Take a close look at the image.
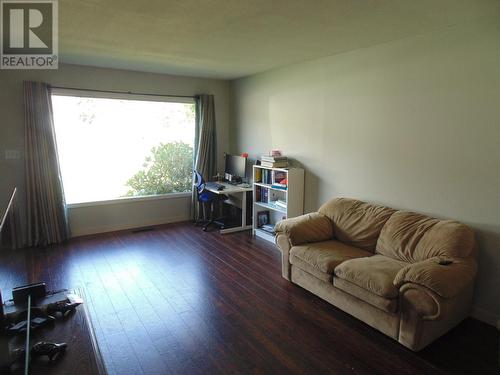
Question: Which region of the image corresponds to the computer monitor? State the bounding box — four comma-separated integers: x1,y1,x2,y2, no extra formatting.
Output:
224,154,246,181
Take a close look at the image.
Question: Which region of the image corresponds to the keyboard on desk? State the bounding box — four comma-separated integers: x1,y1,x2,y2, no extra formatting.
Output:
237,183,251,188
205,182,225,190
206,182,251,190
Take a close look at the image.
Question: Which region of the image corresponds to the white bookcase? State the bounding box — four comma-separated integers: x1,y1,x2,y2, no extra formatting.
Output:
252,165,304,243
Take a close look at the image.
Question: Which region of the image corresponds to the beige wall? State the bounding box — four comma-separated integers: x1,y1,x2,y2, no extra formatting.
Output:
230,16,500,324
0,63,230,237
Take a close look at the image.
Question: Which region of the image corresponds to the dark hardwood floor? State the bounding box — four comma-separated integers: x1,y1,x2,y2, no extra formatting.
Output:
0,222,498,374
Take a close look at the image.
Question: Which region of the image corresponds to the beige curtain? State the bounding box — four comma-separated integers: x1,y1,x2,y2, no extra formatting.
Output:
24,81,68,247
191,94,217,220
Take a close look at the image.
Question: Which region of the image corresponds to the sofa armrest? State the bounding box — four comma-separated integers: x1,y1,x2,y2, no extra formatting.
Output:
398,281,474,350
275,213,333,281
274,212,333,246
394,257,477,299
276,233,293,280
399,283,441,320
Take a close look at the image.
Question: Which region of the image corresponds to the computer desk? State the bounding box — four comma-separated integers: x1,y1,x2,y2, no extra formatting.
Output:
204,182,253,234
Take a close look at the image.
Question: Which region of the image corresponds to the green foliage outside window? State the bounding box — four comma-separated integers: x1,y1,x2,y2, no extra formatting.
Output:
125,141,193,196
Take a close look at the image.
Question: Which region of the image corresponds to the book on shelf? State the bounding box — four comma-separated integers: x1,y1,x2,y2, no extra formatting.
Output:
262,169,273,184
275,199,287,208
261,155,288,162
271,184,287,190
260,224,275,234
254,167,262,183
261,187,269,203
260,155,288,168
255,186,261,201
261,161,288,168
273,171,287,188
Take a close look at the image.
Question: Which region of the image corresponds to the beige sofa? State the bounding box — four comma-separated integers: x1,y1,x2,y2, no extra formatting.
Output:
275,197,477,351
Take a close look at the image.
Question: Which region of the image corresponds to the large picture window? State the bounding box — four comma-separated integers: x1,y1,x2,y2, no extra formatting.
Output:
51,90,195,205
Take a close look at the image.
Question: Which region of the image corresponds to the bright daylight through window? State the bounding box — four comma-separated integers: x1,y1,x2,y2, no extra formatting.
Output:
51,92,195,204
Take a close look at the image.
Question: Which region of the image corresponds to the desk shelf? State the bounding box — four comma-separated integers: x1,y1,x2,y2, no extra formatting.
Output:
252,165,304,243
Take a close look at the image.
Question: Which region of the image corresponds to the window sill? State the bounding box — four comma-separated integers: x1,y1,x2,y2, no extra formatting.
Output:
67,192,192,209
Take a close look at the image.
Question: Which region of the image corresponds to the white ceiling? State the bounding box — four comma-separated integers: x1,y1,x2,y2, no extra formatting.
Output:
59,0,500,79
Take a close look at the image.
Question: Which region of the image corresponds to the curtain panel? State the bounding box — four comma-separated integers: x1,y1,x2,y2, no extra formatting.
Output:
192,94,217,221
24,81,68,247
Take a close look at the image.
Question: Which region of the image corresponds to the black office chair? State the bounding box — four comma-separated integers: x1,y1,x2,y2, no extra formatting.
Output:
193,170,227,231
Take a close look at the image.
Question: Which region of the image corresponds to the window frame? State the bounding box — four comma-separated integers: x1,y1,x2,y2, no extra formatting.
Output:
51,88,196,208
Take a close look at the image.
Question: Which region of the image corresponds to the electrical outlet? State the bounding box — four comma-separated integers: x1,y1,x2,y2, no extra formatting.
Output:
4,149,20,159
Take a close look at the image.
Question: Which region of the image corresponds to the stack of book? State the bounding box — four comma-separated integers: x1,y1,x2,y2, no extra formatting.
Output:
260,224,275,234
271,170,287,190
261,155,288,168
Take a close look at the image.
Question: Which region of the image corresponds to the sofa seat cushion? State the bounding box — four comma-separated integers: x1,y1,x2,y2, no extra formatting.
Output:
289,240,372,276
290,257,333,282
334,254,407,299
333,277,398,313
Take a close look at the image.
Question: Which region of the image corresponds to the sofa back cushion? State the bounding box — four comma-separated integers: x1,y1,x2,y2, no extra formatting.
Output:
318,198,396,252
376,211,476,262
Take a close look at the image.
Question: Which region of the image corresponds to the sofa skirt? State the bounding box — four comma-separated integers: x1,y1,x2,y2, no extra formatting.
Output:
291,265,400,340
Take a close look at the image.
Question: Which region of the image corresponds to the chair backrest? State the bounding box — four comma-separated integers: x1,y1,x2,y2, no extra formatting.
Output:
193,170,205,195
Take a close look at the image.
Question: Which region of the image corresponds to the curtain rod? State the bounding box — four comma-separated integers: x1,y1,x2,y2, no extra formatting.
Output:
50,85,197,99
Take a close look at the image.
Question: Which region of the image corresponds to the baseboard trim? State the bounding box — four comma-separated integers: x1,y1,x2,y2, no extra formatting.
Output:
69,215,190,238
471,306,500,326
